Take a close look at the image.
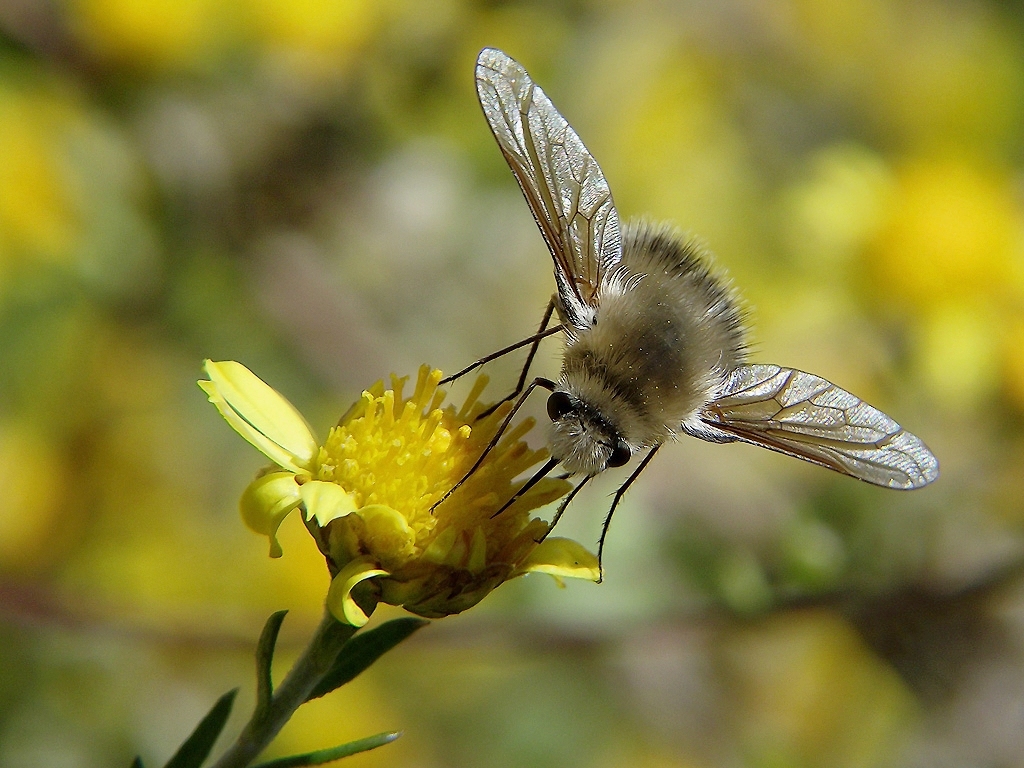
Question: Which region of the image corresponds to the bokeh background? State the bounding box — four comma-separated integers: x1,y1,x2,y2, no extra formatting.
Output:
1,0,1023,765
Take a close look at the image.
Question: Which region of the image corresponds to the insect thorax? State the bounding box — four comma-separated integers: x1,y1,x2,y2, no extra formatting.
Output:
553,222,748,469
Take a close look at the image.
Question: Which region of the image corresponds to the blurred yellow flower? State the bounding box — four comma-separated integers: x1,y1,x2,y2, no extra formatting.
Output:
0,92,82,262
789,0,893,74
246,0,379,77
867,160,1020,310
0,422,65,572
723,610,915,767
200,361,598,627
69,0,230,71
784,143,894,269
917,301,1000,408
874,8,1024,153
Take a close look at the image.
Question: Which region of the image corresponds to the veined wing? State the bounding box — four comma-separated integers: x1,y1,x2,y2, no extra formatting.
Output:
700,365,939,489
476,48,621,330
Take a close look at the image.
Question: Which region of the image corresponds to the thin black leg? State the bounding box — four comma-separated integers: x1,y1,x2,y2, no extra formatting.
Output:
431,376,557,512
536,473,592,542
440,297,561,387
514,297,556,395
477,297,559,419
596,445,661,582
490,456,560,518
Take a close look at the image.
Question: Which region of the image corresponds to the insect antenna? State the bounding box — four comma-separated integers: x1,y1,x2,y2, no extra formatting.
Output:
431,376,557,512
490,456,560,519
596,445,662,582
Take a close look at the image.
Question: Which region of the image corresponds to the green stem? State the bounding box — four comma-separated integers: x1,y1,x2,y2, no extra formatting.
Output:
210,609,357,768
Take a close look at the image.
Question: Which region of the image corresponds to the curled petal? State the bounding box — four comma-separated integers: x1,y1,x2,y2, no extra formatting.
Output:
327,556,389,627
240,472,303,557
300,480,358,526
516,537,600,582
200,360,318,473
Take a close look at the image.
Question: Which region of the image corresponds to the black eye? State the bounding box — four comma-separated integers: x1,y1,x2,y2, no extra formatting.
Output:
607,439,631,468
546,391,574,421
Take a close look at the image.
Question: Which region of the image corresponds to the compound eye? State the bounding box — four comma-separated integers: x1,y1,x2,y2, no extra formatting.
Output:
607,439,631,468
546,391,574,421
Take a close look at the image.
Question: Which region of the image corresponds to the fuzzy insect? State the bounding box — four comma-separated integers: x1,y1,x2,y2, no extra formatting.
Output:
441,48,938,569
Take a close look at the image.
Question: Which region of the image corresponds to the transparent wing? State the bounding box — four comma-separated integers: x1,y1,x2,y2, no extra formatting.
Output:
700,365,939,489
476,48,621,329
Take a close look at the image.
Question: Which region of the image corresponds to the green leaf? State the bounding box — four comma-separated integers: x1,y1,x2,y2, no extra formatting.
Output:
306,618,427,701
163,688,238,768
251,732,401,767
256,610,289,717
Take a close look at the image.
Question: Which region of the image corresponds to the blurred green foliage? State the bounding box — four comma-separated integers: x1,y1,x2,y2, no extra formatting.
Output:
1,0,1024,766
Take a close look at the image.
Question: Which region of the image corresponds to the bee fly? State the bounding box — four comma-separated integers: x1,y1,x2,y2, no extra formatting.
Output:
438,48,938,573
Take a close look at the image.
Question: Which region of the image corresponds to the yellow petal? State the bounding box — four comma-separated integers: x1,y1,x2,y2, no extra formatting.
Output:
517,537,600,582
200,360,318,473
299,480,358,526
326,556,389,627
239,471,303,558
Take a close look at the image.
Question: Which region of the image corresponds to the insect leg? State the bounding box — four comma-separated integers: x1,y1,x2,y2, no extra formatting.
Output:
490,456,560,518
596,445,662,582
535,473,593,542
512,296,556,397
440,297,562,386
477,297,559,419
430,376,557,512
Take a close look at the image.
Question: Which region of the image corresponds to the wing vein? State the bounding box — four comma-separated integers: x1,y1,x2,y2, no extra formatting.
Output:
704,364,939,489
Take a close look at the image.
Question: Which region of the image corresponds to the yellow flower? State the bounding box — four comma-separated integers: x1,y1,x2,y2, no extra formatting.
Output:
0,91,83,262
200,360,599,627
866,160,1019,310
69,0,229,71
245,0,379,79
